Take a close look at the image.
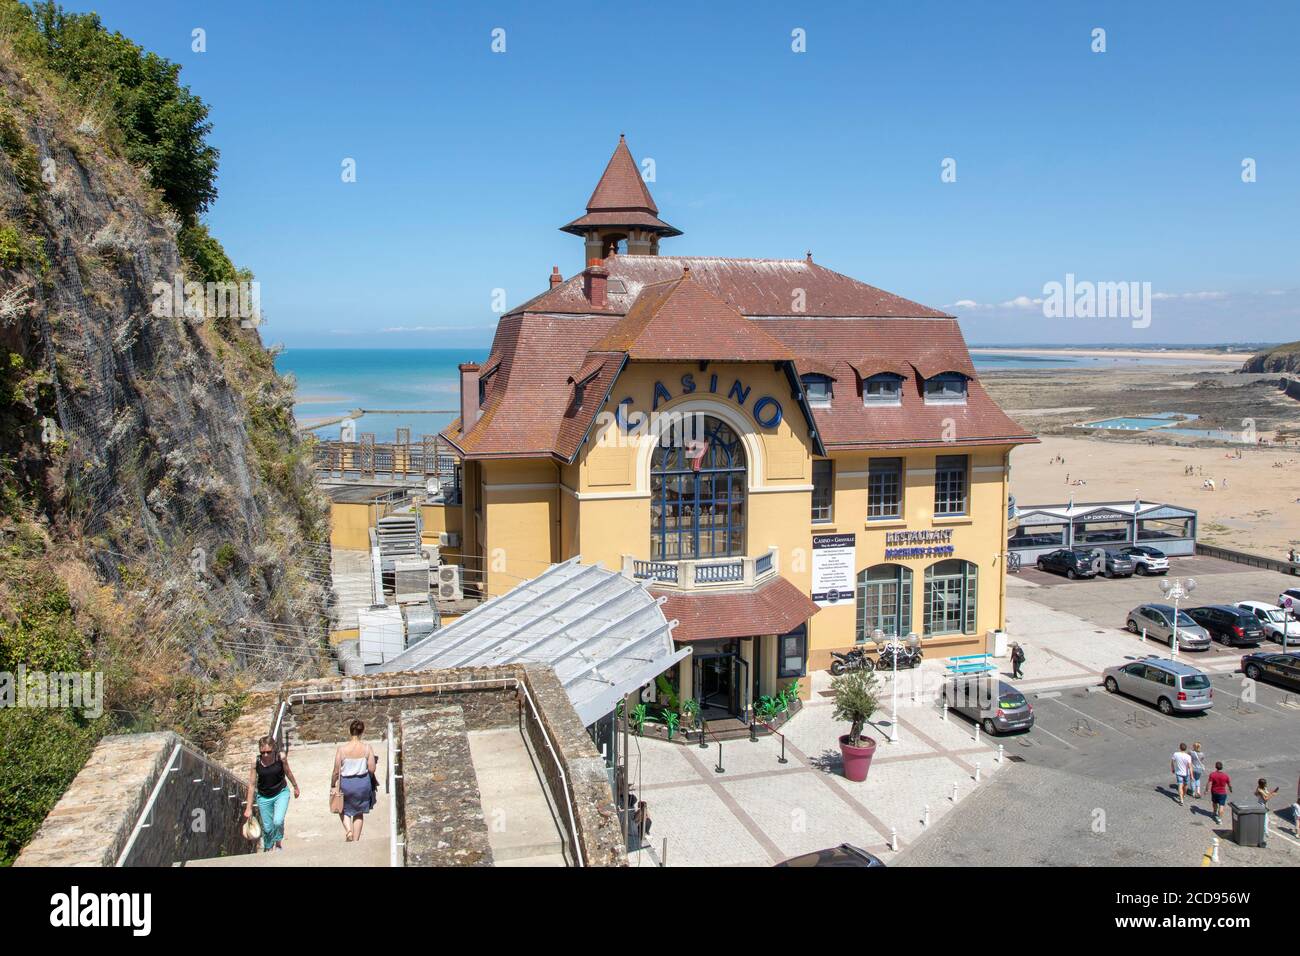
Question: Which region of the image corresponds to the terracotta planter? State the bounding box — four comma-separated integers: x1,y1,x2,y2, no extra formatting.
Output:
839,734,877,782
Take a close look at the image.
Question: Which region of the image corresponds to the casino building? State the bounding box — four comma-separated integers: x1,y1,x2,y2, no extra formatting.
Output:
442,136,1036,718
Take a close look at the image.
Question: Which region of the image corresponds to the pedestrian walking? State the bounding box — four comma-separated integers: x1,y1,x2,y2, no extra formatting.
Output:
331,719,379,842
1171,743,1193,805
1010,643,1025,679
1208,762,1232,824
1256,778,1280,847
1190,742,1206,798
1293,773,1300,836
244,735,300,853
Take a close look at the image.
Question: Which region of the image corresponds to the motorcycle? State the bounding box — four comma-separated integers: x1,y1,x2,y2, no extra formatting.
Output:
873,639,923,671
829,647,874,675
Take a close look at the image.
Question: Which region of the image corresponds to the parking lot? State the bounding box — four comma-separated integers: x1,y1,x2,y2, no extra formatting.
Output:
899,555,1300,867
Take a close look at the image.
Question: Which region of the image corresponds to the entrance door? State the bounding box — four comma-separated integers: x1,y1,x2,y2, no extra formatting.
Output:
693,651,749,720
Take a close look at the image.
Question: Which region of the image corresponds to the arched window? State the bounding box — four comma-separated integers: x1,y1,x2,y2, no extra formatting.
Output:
923,559,978,636
651,415,746,560
856,564,912,642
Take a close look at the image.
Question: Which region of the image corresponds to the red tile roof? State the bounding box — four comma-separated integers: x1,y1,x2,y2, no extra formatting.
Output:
653,576,821,643
443,255,1035,460
591,271,795,361
560,136,682,237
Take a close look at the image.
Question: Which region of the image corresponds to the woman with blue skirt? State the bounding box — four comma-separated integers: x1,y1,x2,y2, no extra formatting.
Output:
332,719,378,842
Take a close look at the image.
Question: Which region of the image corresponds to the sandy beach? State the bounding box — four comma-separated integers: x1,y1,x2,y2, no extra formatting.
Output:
1010,435,1300,558
973,347,1243,363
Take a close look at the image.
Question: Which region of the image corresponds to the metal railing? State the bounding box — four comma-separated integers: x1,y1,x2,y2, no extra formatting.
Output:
1197,542,1300,576
632,560,678,583
695,560,744,584
387,718,402,867
275,676,585,867
623,546,779,591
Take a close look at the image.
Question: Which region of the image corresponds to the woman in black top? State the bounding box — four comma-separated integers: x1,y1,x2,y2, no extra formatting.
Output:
243,735,300,852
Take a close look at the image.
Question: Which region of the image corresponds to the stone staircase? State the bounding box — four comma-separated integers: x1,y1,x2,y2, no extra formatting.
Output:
467,728,568,867
186,741,391,867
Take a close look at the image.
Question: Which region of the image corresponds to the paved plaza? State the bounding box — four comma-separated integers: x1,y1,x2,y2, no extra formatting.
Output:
628,555,1300,868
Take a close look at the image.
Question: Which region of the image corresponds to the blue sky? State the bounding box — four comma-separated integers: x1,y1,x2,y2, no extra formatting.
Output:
61,0,1300,347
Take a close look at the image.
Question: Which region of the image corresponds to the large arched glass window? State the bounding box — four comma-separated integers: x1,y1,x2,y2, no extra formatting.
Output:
856,564,912,642
651,415,746,560
923,559,978,636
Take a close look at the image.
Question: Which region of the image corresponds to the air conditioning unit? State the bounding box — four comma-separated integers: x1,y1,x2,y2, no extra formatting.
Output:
438,531,461,548
393,558,430,605
436,565,462,602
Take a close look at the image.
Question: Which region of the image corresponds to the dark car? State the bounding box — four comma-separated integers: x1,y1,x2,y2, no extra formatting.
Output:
1186,605,1265,647
776,843,886,867
1036,548,1098,579
1240,652,1300,690
944,675,1034,735
1099,548,1136,578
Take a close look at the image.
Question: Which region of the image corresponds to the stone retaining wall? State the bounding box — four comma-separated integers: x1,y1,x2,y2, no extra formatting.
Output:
399,706,492,866
16,732,252,867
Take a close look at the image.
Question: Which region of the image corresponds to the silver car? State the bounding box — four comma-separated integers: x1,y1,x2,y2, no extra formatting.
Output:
1125,603,1211,651
1102,657,1213,715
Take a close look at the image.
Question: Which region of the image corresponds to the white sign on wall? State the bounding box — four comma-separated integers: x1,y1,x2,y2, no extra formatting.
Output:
812,533,856,607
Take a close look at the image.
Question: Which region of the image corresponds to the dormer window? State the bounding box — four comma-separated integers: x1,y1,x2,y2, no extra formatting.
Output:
573,382,585,407
923,372,968,404
863,373,903,406
801,374,833,407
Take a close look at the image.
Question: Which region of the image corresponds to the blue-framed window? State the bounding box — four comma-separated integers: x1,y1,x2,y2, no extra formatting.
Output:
934,454,968,516
863,373,903,405
923,559,978,636
811,459,834,523
651,416,746,560
923,372,968,403
801,374,833,406
867,457,903,519
856,564,912,642
777,625,807,678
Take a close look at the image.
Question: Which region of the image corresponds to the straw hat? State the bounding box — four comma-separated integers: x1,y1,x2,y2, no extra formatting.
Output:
242,815,262,842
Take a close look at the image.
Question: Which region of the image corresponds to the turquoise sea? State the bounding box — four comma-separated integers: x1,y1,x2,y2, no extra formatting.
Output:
276,348,1218,442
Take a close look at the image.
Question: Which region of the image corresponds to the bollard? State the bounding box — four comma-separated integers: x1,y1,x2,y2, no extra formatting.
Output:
951,781,958,802
1211,837,1220,863
923,804,931,829
715,741,725,774
997,743,1004,764
777,735,788,765
662,837,669,868
974,761,982,783
973,722,981,744
941,704,948,723
749,722,758,743
889,828,898,851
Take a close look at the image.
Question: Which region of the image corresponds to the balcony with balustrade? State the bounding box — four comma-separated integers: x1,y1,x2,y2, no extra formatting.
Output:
620,547,780,592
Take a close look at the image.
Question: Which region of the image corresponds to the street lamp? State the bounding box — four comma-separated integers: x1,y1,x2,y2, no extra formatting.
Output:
880,628,921,743
1159,576,1196,657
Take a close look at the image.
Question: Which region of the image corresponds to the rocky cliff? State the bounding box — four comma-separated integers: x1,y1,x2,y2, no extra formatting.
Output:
0,3,329,861
1240,341,1300,374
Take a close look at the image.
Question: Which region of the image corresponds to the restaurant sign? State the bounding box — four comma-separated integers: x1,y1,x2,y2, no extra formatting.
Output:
884,528,955,561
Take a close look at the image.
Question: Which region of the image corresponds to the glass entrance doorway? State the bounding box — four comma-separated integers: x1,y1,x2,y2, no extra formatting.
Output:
693,646,748,721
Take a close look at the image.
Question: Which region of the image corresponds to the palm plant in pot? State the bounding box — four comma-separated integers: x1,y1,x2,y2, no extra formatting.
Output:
831,669,880,782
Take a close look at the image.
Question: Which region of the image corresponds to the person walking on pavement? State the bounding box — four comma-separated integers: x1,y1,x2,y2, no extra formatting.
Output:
1208,762,1232,825
244,735,300,852
1190,742,1207,799
1257,778,1280,847
1010,643,1025,679
1171,743,1193,805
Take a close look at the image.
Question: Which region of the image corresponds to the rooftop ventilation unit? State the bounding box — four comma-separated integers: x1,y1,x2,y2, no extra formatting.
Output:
357,605,406,665
436,565,462,602
393,558,430,605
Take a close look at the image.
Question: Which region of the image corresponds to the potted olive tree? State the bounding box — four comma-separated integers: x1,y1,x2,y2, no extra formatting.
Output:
831,669,880,782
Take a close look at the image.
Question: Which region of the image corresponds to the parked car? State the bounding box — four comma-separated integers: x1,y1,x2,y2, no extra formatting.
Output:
1102,657,1213,715
1240,651,1300,690
1185,605,1265,647
1120,545,1170,575
1278,588,1300,618
775,843,886,867
942,675,1034,736
1237,601,1300,646
1098,549,1136,578
1125,604,1212,650
1036,548,1099,579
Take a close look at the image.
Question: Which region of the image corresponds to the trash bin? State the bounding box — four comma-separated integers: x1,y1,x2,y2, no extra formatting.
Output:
987,629,1008,657
1230,802,1267,847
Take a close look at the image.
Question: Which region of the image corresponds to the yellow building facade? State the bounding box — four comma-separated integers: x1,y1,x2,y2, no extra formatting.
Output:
442,138,1035,721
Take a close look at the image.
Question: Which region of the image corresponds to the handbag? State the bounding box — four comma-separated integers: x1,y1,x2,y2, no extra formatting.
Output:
330,785,344,814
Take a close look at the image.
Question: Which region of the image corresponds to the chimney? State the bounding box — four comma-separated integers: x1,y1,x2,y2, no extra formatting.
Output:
583,259,609,309
458,362,481,432
549,266,563,288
